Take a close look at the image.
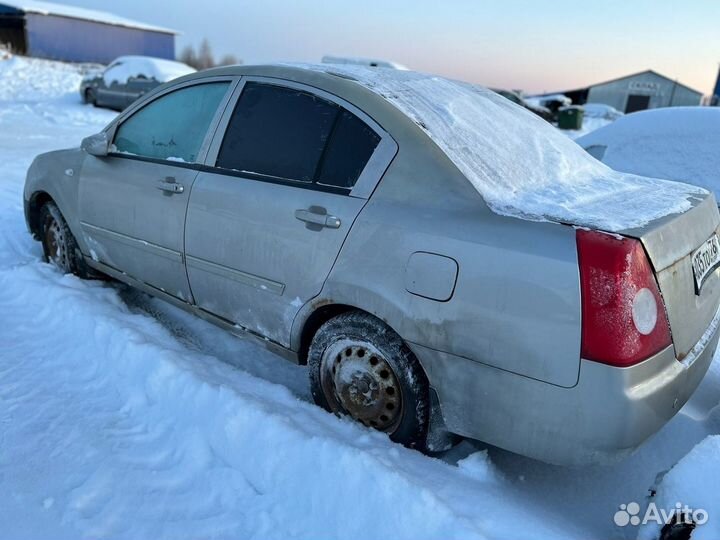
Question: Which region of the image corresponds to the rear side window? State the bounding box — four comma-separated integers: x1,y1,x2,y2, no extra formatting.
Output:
217,83,337,182
317,109,380,188
113,82,229,163
216,82,380,189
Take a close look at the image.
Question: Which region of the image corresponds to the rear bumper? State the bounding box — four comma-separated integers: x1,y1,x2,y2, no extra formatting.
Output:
410,306,720,466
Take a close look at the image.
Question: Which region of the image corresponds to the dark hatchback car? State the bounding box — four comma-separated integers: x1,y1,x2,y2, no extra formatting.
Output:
80,55,195,111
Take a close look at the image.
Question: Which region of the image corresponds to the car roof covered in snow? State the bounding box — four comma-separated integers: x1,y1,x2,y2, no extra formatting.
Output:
0,0,176,33
103,56,195,85
577,107,720,201
180,64,707,232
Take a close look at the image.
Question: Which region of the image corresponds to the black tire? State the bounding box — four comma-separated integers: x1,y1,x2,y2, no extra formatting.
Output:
84,88,96,107
308,311,430,451
39,202,94,279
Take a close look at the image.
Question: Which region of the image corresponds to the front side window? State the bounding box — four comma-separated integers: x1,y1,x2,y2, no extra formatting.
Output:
113,82,229,163
216,82,380,189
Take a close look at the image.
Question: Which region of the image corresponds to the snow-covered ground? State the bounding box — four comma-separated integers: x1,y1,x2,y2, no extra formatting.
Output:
1,56,719,540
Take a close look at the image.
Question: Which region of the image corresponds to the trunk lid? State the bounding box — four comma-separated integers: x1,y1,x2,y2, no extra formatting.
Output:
622,193,720,359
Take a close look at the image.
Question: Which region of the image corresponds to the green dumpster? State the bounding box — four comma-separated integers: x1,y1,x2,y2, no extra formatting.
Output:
558,106,584,130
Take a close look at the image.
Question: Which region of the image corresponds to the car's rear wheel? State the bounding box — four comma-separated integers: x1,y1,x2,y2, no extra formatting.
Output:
308,311,430,450
40,202,93,278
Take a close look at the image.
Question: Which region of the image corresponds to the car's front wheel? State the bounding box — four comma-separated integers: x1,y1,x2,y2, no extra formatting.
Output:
40,202,92,278
308,311,430,450
84,88,96,106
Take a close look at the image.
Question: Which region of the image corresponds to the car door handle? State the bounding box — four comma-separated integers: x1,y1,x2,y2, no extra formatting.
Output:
295,209,341,229
156,177,184,194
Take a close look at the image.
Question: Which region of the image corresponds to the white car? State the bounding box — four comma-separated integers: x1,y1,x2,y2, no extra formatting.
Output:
581,103,623,120
577,107,720,201
80,56,196,110
321,55,408,70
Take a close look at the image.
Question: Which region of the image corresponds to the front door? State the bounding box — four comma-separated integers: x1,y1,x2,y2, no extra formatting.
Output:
625,94,650,113
78,80,233,301
185,80,392,346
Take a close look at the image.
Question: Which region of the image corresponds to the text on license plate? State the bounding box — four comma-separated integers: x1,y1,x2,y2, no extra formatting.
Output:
691,234,720,294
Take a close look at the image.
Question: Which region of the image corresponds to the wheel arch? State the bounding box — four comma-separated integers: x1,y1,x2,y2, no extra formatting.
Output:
27,190,55,239
296,302,356,365
295,300,418,369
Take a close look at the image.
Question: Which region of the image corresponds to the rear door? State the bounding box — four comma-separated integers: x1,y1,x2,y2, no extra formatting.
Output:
185,79,397,346
78,78,235,301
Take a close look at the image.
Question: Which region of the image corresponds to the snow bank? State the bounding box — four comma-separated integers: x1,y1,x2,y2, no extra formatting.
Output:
638,436,720,540
577,107,720,201
103,56,195,86
305,65,704,232
0,55,85,101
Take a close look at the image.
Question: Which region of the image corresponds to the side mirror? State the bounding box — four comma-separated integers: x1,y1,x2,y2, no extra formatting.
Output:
81,132,110,157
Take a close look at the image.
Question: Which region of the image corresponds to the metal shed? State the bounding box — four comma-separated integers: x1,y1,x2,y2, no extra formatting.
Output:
559,70,703,113
0,0,177,63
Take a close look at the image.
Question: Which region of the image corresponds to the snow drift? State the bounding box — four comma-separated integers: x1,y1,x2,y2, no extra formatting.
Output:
638,436,720,540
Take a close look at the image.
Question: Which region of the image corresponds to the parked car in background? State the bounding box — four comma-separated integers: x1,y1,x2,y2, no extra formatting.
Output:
577,107,720,203
26,65,720,465
492,89,553,121
321,55,408,70
581,102,623,120
80,56,195,111
525,93,572,115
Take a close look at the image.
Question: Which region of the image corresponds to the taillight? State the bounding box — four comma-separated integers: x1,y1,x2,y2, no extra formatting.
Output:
576,229,672,367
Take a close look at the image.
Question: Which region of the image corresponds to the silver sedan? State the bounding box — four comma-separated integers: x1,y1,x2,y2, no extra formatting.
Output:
23,65,720,465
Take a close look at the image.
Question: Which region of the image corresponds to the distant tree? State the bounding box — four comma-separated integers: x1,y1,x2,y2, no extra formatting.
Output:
178,45,198,68
196,38,214,70
217,54,241,66
178,39,240,70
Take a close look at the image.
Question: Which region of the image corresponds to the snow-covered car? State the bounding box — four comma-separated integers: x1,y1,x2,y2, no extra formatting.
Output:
321,55,408,70
80,56,195,111
581,102,623,120
24,65,720,465
526,93,572,114
492,89,554,121
577,107,720,203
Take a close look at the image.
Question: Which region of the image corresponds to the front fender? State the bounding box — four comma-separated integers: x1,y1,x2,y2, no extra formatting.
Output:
24,148,89,252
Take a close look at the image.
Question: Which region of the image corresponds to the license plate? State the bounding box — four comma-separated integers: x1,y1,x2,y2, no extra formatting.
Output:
691,234,720,294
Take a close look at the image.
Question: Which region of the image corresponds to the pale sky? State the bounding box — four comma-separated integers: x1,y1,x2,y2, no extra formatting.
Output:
64,0,719,95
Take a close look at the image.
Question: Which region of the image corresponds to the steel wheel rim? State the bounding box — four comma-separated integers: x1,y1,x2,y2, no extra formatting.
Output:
320,339,403,432
44,216,69,272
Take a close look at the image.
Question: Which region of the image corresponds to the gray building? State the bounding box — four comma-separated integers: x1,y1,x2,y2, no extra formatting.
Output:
562,70,703,113
0,1,176,63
